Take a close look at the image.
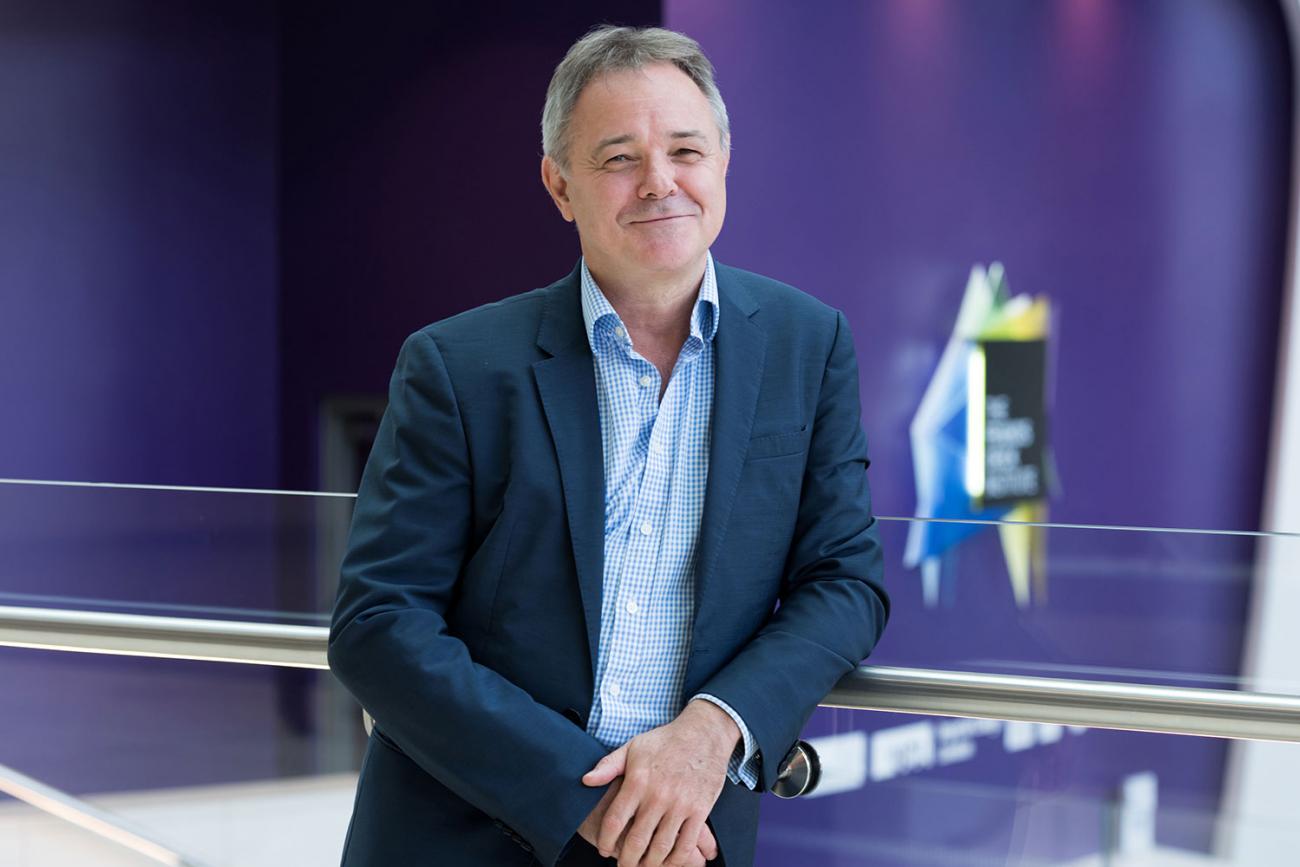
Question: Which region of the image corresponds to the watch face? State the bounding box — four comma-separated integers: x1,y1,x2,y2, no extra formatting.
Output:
772,742,818,798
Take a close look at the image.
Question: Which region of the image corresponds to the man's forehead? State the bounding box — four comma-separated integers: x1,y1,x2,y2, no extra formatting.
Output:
573,66,717,144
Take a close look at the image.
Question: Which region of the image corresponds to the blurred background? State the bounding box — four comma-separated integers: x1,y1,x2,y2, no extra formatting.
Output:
1,1,1298,864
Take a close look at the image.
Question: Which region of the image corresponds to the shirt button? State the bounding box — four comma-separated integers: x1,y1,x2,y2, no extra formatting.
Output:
640,520,653,535
608,682,621,697
626,600,640,614
651,441,664,455
639,374,653,387
615,326,626,339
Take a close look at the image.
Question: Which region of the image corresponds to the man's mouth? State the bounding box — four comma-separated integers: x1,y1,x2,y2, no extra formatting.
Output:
630,214,694,224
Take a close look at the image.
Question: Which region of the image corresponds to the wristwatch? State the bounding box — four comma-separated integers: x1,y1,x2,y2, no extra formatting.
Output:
771,739,821,799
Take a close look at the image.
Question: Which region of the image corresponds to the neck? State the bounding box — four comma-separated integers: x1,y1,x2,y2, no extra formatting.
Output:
585,255,706,339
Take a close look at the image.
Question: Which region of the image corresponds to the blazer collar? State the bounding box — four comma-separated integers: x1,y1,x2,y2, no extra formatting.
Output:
535,262,587,358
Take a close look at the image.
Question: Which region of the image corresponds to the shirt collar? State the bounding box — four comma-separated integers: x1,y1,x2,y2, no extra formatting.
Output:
580,253,720,353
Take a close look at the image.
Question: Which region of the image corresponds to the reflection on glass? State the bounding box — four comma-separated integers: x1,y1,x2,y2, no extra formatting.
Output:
0,482,353,623
761,708,1300,866
873,516,1300,697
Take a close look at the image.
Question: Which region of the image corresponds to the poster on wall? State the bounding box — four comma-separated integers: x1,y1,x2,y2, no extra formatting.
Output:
904,263,1055,608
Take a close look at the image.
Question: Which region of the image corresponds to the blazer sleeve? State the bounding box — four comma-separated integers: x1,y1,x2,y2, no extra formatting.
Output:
328,329,608,867
694,310,890,791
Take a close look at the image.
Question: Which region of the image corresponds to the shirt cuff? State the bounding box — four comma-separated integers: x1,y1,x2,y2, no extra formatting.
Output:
691,693,761,790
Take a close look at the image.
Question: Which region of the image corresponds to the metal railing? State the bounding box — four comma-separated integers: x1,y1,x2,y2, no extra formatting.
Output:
5,604,1300,742
5,601,1300,865
0,604,327,668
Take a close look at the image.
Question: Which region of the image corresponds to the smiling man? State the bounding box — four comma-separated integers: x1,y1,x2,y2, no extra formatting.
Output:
329,25,889,867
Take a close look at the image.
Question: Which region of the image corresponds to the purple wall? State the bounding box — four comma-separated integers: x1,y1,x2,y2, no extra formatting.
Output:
0,0,280,489
667,0,1291,862
0,1,284,793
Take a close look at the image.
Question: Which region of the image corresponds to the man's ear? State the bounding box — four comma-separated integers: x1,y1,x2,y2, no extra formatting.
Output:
540,155,575,222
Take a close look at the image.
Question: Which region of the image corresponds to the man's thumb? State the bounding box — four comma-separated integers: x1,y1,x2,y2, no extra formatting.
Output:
582,745,627,786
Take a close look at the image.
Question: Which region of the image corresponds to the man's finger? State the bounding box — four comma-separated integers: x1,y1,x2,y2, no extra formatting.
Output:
697,823,718,861
677,842,707,867
583,744,628,787
596,780,641,857
577,778,622,854
643,810,686,867
670,816,712,863
617,800,666,867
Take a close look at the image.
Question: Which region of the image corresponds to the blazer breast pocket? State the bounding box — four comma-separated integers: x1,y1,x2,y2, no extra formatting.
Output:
746,424,811,460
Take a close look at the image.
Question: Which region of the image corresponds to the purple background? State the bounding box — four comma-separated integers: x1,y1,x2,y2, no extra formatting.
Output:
0,0,1294,863
0,1,278,489
0,0,285,793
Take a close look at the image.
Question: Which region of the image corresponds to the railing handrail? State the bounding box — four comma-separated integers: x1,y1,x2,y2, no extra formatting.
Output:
5,604,1300,743
827,665,1300,742
0,604,328,668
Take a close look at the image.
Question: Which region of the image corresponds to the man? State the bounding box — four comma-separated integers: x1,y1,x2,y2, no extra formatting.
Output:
329,25,888,867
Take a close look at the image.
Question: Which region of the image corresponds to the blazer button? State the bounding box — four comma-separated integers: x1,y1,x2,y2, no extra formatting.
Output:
562,707,586,728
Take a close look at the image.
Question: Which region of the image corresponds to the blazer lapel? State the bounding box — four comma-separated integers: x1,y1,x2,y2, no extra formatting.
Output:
692,267,766,652
532,271,605,676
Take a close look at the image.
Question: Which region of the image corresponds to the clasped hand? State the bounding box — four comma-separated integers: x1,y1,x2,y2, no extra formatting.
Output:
578,701,737,866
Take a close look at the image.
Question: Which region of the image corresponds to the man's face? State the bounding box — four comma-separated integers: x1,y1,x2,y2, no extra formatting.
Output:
542,62,729,282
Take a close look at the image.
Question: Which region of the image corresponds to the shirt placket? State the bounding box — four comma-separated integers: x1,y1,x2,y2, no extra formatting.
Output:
615,350,704,727
647,351,698,715
591,326,636,737
601,345,661,727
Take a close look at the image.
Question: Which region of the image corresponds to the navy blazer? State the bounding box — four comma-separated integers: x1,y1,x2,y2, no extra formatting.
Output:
329,261,889,867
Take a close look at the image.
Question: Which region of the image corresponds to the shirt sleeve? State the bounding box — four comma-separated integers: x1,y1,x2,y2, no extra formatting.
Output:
691,693,761,790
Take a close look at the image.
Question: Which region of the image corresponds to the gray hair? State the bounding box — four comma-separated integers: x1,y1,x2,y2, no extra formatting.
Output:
541,25,730,170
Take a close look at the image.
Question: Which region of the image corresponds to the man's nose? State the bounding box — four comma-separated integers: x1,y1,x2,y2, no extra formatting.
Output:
637,152,677,200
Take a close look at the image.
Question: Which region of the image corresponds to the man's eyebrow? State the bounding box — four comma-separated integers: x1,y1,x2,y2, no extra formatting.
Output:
592,134,634,156
591,130,709,157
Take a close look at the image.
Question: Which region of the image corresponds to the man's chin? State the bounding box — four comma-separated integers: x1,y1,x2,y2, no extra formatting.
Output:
627,244,709,275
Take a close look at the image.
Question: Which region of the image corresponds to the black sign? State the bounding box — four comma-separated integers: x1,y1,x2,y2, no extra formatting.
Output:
979,339,1047,507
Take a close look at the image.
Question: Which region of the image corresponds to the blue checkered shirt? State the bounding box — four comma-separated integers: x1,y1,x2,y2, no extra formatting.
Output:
580,253,760,790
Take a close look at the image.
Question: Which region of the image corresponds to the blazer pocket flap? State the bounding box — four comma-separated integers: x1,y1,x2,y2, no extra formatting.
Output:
747,425,811,460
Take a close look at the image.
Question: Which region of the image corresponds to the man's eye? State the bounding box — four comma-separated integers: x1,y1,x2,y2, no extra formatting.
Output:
605,154,632,165
674,149,702,158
